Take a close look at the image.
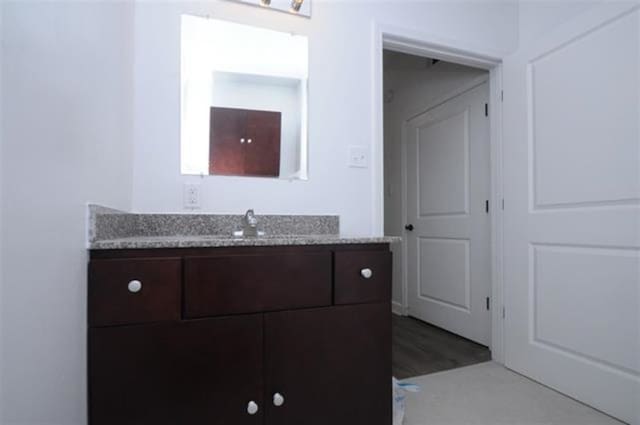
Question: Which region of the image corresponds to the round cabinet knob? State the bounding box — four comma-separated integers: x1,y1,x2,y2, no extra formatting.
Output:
273,393,285,407
240,138,245,143
360,268,373,279
127,280,142,293
247,401,259,415
247,138,253,144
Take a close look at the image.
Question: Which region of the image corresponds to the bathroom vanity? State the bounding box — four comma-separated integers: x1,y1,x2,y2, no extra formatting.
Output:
87,207,397,425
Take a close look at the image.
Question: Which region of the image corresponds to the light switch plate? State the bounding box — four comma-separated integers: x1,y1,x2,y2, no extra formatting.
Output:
183,182,201,209
348,146,368,168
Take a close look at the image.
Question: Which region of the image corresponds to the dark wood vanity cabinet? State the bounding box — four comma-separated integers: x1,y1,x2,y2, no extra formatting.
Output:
265,304,391,425
89,316,264,425
88,245,392,425
209,107,281,177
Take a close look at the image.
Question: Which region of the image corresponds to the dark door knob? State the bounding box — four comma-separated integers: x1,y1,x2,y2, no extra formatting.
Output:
405,224,414,231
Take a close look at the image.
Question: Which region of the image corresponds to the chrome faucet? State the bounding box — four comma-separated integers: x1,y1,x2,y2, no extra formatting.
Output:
242,209,259,237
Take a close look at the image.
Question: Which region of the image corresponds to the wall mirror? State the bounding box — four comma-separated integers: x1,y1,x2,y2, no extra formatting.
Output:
181,15,309,179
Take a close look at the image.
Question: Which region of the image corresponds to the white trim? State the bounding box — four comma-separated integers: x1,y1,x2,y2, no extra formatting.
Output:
373,21,505,363
488,66,505,364
371,23,385,237
391,301,405,316
400,123,409,317
378,22,504,68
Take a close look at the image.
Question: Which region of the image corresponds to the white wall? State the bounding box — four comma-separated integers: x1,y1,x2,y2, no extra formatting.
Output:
383,59,488,309
0,0,4,420
518,0,600,45
0,2,134,424
131,0,518,236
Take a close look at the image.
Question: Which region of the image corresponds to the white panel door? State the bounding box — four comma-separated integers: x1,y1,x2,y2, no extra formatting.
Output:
406,81,491,346
503,4,640,423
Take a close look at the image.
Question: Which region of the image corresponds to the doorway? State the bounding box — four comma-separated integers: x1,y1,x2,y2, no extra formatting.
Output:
383,50,494,378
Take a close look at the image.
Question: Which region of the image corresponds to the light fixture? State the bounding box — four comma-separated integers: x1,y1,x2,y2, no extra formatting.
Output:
290,0,304,13
225,0,310,17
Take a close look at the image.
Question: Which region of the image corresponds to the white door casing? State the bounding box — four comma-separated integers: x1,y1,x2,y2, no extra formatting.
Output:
406,81,492,346
503,4,640,423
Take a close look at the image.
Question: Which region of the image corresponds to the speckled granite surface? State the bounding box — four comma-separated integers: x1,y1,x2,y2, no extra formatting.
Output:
90,235,401,250
88,205,400,250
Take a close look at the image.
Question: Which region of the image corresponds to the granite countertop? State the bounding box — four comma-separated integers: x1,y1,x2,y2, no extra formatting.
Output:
90,234,401,250
88,205,401,250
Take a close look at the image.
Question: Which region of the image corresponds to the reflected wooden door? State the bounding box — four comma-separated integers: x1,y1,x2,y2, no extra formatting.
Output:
209,107,247,175
245,110,281,177
210,107,281,177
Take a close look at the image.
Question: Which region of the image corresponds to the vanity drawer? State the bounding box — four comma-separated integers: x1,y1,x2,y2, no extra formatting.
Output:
334,250,392,305
88,258,181,327
184,252,332,318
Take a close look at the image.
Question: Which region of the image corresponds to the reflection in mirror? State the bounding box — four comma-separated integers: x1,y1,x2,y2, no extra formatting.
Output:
181,15,309,179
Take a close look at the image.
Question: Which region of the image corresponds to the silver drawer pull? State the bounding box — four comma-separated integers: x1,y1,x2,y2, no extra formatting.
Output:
127,280,142,293
360,268,373,279
247,401,259,415
273,392,285,407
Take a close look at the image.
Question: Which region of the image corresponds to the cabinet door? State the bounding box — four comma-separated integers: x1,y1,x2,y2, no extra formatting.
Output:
265,304,391,425
245,110,281,177
209,107,247,175
90,316,263,425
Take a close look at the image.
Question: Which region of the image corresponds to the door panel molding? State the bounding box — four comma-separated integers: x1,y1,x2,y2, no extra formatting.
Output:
530,243,640,376
416,109,470,217
417,237,471,312
527,8,640,211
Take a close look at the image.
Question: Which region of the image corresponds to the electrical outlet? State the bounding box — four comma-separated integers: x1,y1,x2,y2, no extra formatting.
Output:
183,183,201,209
348,146,368,168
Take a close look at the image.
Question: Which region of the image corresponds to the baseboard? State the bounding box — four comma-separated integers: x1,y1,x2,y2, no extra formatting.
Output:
391,301,405,316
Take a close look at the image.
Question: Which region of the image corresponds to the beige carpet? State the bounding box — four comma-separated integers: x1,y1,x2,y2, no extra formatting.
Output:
402,362,624,425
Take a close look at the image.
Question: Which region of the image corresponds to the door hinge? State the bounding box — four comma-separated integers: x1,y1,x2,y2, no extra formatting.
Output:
485,200,489,213
501,199,505,210
502,306,506,319
484,103,489,117
501,90,504,101
486,297,490,310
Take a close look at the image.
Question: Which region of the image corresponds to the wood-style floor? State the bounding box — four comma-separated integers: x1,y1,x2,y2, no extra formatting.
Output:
392,315,491,379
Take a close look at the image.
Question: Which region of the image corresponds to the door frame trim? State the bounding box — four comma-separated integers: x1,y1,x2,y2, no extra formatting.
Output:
372,22,505,363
